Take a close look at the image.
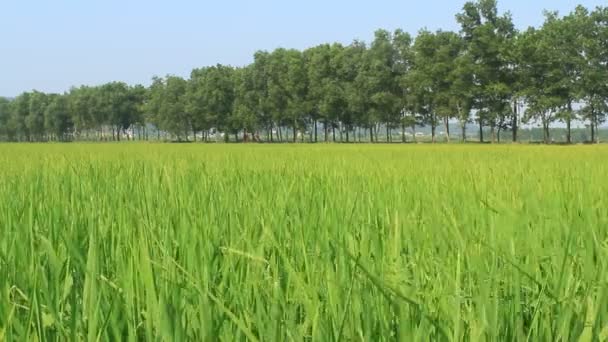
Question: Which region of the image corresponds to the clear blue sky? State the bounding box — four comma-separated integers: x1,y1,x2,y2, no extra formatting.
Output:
1,0,604,97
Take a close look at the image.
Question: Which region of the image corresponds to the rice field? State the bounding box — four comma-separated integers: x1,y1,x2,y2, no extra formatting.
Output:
0,143,607,341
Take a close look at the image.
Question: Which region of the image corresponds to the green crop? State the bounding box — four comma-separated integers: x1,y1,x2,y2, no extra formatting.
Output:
0,143,607,341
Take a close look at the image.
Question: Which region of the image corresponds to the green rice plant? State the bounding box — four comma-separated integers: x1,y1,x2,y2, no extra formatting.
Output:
0,143,607,341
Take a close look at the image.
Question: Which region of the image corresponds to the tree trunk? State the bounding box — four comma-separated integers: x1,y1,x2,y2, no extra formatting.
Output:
444,117,450,143
386,124,390,143
591,119,596,144
479,120,483,143
461,122,466,143
346,126,350,143
293,122,297,143
369,126,374,143
401,122,406,143
566,119,571,144
374,124,379,142
412,125,416,143
595,116,600,143
431,124,436,143
490,124,495,143
314,120,318,142
332,126,336,142
542,115,550,144
512,100,518,143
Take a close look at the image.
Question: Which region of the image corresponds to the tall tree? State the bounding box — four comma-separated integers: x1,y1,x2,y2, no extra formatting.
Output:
544,8,587,143
26,91,49,141
305,44,333,142
367,29,401,142
99,82,137,140
145,76,190,140
580,6,608,143
0,98,13,140
457,0,516,142
519,27,562,143
233,66,262,141
407,30,463,142
44,94,73,141
9,92,32,141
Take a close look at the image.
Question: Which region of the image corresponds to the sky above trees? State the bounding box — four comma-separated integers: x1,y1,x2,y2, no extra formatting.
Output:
1,0,606,97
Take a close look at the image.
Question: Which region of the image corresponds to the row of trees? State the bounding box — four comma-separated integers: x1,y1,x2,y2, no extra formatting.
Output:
1,0,607,143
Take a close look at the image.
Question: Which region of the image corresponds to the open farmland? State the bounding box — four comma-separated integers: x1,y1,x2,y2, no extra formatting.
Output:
1,144,608,341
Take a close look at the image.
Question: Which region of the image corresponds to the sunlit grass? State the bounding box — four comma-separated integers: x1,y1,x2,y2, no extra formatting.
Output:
0,143,607,341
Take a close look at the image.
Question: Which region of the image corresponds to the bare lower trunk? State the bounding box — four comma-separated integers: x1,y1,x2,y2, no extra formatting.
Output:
543,115,550,144
461,121,466,143
386,124,390,143
512,100,518,143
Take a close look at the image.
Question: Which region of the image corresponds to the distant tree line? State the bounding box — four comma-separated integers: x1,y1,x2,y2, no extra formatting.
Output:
1,0,607,144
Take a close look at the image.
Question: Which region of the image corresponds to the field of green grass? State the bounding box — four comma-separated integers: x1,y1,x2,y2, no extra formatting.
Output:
1,144,607,341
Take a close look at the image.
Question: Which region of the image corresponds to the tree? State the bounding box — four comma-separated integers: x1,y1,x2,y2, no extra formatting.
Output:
407,30,462,143
391,29,414,143
145,76,190,140
344,40,375,142
188,65,236,141
519,27,562,143
367,30,401,142
9,92,32,141
542,8,587,143
26,91,49,141
67,86,94,139
579,6,608,143
44,94,73,141
233,65,262,141
450,50,476,142
99,82,136,140
305,44,333,142
264,49,310,142
457,0,516,143
0,98,13,140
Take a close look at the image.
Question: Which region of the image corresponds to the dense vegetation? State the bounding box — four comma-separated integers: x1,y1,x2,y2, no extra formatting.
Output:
1,144,607,340
1,0,607,144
